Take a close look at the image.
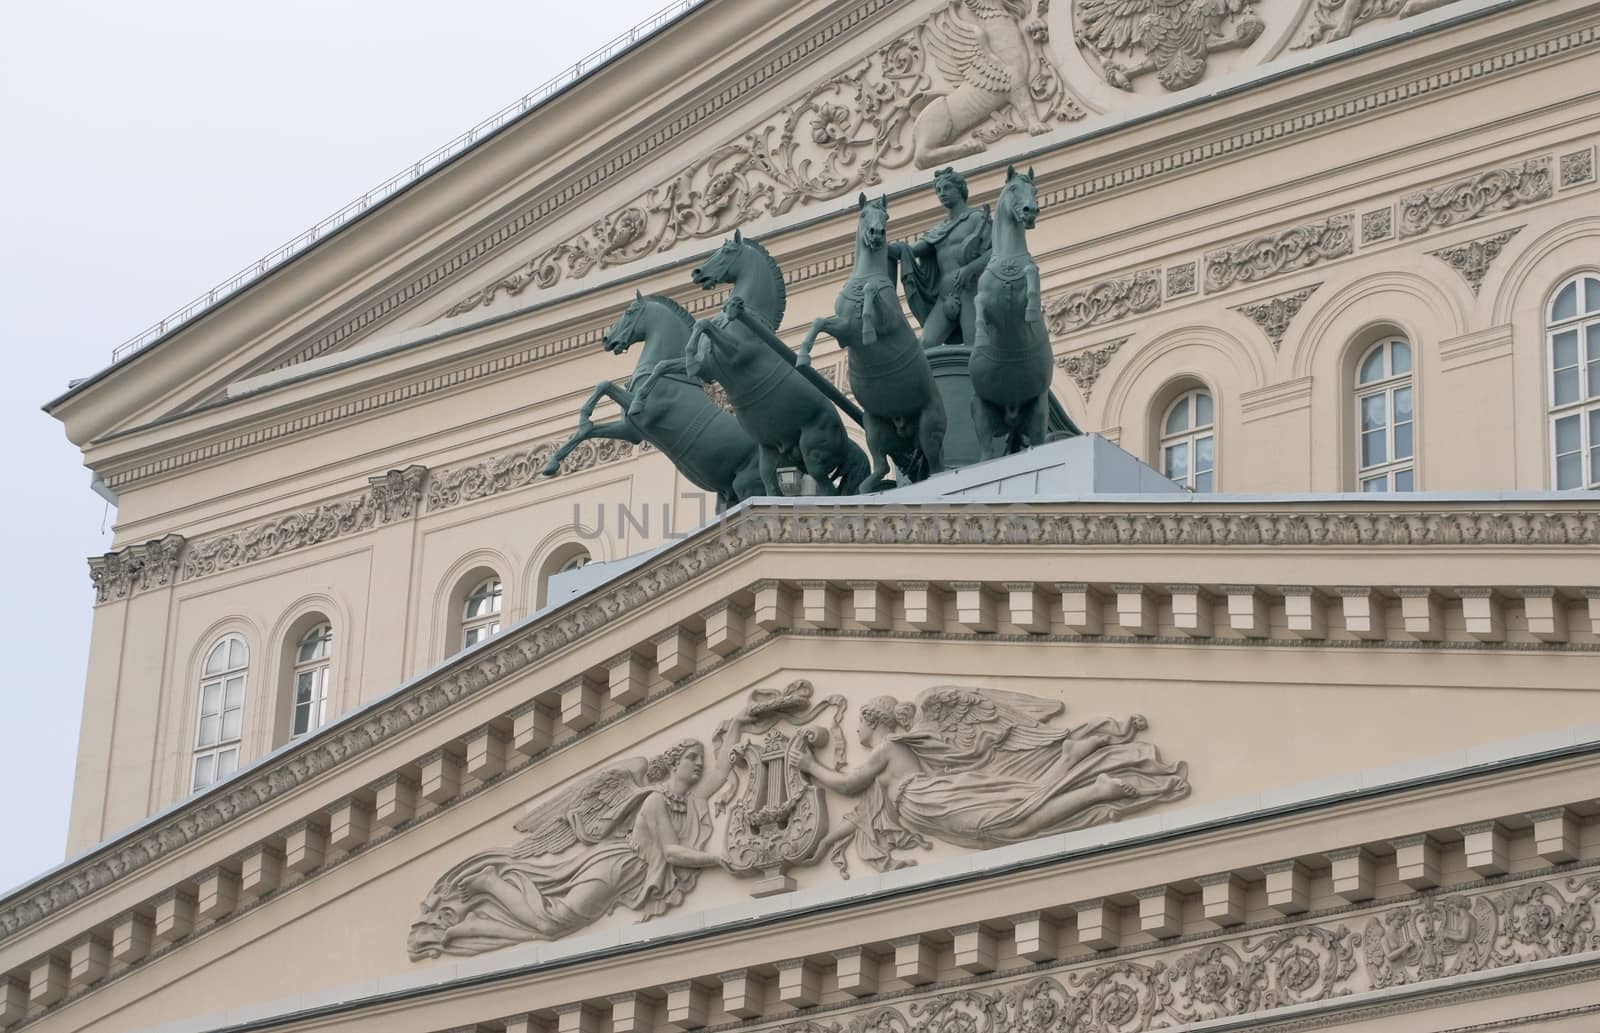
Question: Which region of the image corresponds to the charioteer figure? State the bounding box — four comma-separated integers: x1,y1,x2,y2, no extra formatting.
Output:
892,166,993,350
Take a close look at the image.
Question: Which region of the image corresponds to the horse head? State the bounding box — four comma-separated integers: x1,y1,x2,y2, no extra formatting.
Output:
856,192,889,253
603,290,649,354
692,229,747,290
1001,165,1039,229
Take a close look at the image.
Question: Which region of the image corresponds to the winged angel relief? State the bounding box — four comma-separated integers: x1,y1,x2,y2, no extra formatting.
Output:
407,685,1187,959
443,1,1084,314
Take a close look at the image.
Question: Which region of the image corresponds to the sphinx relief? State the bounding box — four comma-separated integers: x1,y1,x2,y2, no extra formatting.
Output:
408,682,1188,959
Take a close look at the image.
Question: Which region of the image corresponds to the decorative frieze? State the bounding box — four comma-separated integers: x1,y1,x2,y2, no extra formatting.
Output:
1426,228,1521,295
1204,216,1352,293
1398,157,1551,237
1165,262,1196,299
1232,284,1320,351
1361,206,1393,244
1043,270,1161,337
1290,0,1458,49
1054,339,1126,399
1075,0,1263,91
425,439,645,512
86,533,185,604
1560,147,1595,188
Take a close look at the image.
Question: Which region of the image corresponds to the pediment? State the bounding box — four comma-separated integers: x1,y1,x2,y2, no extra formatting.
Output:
13,495,1600,1032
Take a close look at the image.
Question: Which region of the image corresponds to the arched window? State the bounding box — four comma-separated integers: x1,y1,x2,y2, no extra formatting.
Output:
462,577,503,647
535,544,593,609
1160,389,1215,492
1354,337,1415,492
193,635,248,791
1548,273,1600,490
289,622,333,738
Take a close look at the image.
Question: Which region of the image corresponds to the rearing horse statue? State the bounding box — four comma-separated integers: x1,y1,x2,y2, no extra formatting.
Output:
970,166,1053,459
542,291,764,511
799,193,946,491
633,231,870,496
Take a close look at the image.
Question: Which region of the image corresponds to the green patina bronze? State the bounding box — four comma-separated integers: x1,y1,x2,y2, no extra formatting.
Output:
893,167,992,350
631,231,870,496
798,193,946,492
543,292,764,511
970,165,1054,459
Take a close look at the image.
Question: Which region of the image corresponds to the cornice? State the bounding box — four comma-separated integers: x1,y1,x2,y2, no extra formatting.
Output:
84,13,1600,492
22,496,1600,949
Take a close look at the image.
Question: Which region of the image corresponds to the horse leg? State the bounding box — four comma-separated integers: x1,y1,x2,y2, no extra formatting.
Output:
918,395,948,476
799,315,850,368
971,392,1005,463
757,445,784,496
858,414,897,494
541,417,642,476
730,454,766,504
1023,394,1049,452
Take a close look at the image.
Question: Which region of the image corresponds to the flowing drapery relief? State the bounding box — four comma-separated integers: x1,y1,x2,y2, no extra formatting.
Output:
441,1,1084,315
408,683,1188,958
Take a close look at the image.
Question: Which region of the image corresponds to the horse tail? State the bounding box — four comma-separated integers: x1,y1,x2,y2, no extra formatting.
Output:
839,440,873,496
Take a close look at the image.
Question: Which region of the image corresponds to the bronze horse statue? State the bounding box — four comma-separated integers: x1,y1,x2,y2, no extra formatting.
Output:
799,193,946,491
970,166,1053,459
542,291,764,511
633,231,870,496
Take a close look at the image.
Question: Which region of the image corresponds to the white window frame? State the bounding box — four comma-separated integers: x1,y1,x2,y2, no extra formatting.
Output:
462,577,503,649
193,635,248,792
1159,388,1216,492
1354,337,1416,493
290,622,333,739
1546,273,1600,490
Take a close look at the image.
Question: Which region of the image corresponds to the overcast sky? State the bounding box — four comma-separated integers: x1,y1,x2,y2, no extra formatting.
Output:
0,0,691,893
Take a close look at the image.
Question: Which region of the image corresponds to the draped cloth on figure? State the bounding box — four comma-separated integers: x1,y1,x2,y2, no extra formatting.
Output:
407,773,711,959
846,686,1189,868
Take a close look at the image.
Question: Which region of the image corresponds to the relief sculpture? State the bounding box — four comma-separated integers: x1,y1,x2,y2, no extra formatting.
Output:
1074,0,1265,91
408,684,1188,958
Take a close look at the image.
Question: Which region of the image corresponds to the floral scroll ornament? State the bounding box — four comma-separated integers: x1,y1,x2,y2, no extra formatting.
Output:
443,1,1085,314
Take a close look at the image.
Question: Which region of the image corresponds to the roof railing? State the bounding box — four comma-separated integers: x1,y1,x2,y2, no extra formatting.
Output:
106,0,705,367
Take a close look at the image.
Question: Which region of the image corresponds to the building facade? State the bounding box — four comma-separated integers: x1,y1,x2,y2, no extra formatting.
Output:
8,0,1600,1030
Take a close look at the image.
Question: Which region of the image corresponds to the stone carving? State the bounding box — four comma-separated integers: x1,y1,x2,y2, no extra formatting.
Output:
541,293,764,511
16,505,1600,947
1232,284,1321,351
723,728,834,882
629,232,871,495
797,686,1188,871
1165,262,1196,299
895,167,993,349
427,439,646,512
1426,228,1521,296
87,534,186,604
1055,338,1126,398
407,714,753,958
180,496,378,580
1204,215,1352,292
366,464,428,522
1290,0,1462,49
1043,270,1161,337
1398,158,1551,237
1361,207,1393,244
445,1,1083,307
799,193,947,490
1075,0,1264,91
1562,148,1596,188
971,166,1057,458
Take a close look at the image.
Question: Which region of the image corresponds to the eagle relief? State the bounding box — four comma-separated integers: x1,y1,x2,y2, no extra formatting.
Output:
407,683,1187,959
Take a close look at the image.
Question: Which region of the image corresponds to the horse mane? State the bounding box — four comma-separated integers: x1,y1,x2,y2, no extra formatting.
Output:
644,293,695,330
741,238,788,326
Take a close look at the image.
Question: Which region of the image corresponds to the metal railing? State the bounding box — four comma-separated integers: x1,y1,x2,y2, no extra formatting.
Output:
106,0,706,367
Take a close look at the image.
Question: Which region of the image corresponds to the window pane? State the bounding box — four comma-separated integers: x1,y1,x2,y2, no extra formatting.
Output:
1553,281,1579,322
293,703,310,737
1194,392,1214,428
1164,399,1189,435
222,708,242,741
1193,471,1213,493
1586,277,1600,314
295,671,315,706
1390,340,1412,375
1394,468,1414,491
229,638,247,669
1556,413,1582,454
1554,329,1580,369
1394,386,1413,421
1360,394,1386,432
1362,429,1386,467
193,754,214,790
1555,367,1581,407
1557,451,1582,489
1361,476,1386,492
197,714,220,747
205,641,229,676
1359,347,1385,384
217,749,238,779
1394,421,1413,461
1195,435,1214,473
1164,441,1189,481
224,676,245,708
201,682,222,716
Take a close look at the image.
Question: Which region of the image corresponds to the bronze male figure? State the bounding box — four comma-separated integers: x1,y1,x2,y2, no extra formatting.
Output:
892,167,992,350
